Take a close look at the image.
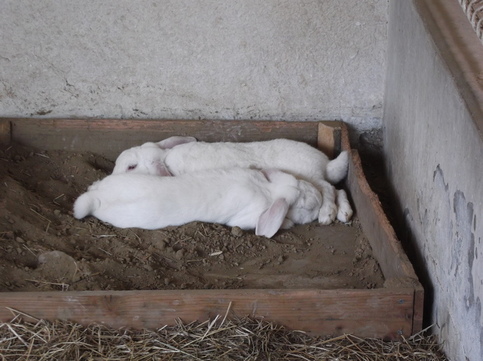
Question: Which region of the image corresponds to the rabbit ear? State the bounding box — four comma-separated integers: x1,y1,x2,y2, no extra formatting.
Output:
154,161,173,176
156,136,197,149
260,168,278,181
255,198,289,238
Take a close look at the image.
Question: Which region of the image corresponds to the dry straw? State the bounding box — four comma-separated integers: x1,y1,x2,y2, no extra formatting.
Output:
0,309,447,361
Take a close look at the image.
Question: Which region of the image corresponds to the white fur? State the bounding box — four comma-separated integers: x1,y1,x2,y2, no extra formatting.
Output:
335,189,353,223
112,137,352,224
73,168,322,238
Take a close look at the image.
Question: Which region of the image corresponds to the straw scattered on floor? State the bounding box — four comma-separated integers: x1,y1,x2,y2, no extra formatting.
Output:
0,309,447,361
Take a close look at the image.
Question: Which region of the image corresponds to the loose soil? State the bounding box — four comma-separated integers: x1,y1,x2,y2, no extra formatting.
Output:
0,144,384,292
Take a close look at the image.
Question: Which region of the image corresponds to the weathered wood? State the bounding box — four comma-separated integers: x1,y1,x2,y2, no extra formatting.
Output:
342,138,423,334
346,150,420,282
0,119,11,144
339,121,351,152
317,123,336,158
0,118,424,337
0,288,415,339
6,118,331,160
412,285,425,334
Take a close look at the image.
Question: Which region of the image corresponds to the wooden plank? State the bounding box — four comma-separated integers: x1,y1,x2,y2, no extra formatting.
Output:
316,122,344,158
412,285,425,333
339,123,423,333
339,121,351,152
6,118,331,160
317,123,336,157
346,149,420,282
0,288,415,339
0,119,11,144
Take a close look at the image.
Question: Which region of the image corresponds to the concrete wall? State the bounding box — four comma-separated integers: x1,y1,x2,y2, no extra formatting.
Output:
384,1,483,360
0,0,387,145
7,1,483,360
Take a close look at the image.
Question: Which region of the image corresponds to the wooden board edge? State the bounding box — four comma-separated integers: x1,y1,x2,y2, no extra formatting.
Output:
347,149,420,283
412,285,425,334
5,118,337,159
317,123,335,157
6,117,323,132
339,121,351,152
0,119,11,144
0,288,416,339
316,121,347,157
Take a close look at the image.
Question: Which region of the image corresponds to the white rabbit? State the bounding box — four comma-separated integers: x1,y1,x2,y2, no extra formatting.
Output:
112,137,352,224
73,168,323,238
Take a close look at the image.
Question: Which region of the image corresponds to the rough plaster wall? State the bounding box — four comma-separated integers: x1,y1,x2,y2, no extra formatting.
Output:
384,1,483,360
0,0,387,141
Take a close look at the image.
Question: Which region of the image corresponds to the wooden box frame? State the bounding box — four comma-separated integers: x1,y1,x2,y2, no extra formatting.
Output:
0,118,423,340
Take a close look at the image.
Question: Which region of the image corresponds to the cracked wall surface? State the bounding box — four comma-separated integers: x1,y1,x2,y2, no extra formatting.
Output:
0,0,387,142
385,1,483,360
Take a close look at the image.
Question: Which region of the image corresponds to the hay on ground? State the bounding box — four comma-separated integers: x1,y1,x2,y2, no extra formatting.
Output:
0,309,447,360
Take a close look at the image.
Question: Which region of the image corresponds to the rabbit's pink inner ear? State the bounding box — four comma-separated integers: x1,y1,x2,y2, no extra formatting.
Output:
260,169,274,181
155,162,173,176
156,136,197,149
255,198,289,238
260,169,283,182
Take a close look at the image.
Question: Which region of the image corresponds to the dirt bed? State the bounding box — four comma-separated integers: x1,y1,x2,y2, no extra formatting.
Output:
0,144,384,292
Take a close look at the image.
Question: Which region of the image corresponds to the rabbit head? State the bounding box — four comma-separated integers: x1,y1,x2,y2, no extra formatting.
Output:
286,179,323,225
260,169,321,226
112,136,197,176
112,142,171,176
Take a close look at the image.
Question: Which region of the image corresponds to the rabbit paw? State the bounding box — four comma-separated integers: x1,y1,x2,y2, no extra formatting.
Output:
336,189,353,223
318,203,337,225
337,203,353,223
281,218,295,229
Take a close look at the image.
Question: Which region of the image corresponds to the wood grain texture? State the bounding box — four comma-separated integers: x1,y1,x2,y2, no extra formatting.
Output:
344,144,424,334
0,288,415,339
339,121,351,152
0,119,11,144
6,118,331,160
317,123,335,157
412,285,425,334
347,150,420,282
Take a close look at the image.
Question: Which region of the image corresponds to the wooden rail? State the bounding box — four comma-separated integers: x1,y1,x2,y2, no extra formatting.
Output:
0,118,423,338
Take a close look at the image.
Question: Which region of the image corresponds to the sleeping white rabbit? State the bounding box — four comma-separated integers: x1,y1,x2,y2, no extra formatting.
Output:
73,168,323,238
112,137,353,224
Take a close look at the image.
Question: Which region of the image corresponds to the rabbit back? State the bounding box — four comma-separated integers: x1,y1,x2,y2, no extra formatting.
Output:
165,139,330,182
113,138,349,188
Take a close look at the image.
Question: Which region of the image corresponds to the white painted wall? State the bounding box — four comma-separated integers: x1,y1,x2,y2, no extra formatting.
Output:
384,1,483,360
0,0,387,143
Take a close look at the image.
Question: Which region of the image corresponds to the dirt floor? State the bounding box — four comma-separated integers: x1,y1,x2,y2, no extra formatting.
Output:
0,143,384,292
